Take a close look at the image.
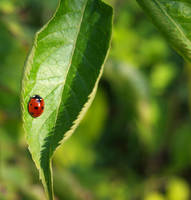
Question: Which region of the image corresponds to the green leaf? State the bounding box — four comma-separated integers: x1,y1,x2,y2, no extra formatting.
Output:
21,0,113,199
136,0,191,62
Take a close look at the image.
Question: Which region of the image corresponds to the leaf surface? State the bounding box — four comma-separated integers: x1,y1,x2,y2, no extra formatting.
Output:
137,0,191,62
21,0,113,199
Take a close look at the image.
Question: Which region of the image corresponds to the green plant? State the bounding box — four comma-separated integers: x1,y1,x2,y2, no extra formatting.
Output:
19,0,191,199
21,0,112,199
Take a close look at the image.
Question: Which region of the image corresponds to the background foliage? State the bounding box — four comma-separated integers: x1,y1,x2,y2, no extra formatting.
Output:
0,0,191,199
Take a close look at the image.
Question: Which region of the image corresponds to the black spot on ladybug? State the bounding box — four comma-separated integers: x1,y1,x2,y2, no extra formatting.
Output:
30,104,32,106
42,106,44,110
34,107,38,110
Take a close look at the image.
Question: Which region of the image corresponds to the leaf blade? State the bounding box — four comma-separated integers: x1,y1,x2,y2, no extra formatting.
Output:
21,0,113,199
136,0,191,62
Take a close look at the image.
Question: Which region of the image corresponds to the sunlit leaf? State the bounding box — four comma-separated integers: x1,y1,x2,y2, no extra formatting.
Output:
21,0,113,199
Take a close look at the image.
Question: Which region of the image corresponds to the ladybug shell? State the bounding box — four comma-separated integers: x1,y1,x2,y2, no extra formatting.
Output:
28,95,44,118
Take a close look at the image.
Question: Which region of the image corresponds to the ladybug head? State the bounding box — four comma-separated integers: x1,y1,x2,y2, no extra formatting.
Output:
32,95,42,99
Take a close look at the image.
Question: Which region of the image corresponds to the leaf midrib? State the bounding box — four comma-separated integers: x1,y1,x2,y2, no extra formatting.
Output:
48,0,89,158
39,1,89,196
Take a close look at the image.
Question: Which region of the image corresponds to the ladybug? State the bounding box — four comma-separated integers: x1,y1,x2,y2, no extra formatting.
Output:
28,95,45,118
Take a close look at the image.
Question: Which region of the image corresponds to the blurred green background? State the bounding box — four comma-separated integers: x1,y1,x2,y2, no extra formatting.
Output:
0,0,191,199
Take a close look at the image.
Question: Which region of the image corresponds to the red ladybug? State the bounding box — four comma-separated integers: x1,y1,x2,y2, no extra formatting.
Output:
28,95,45,118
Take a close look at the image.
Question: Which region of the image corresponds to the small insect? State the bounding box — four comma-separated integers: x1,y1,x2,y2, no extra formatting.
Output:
28,95,45,118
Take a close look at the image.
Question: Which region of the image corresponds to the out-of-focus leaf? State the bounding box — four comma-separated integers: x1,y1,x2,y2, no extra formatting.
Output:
104,62,155,150
0,21,26,93
169,123,191,171
0,1,15,14
151,63,177,94
167,178,190,200
104,62,149,108
144,192,165,200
